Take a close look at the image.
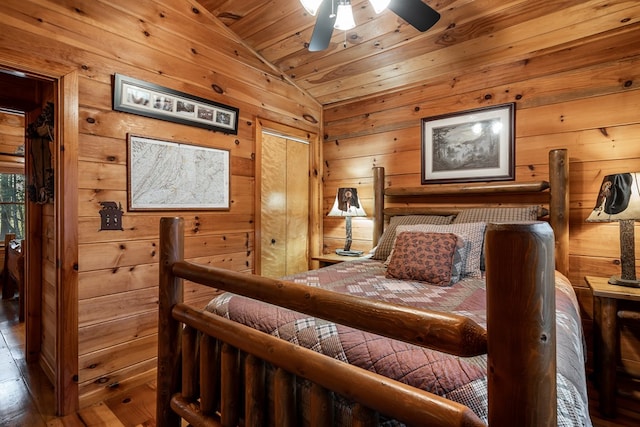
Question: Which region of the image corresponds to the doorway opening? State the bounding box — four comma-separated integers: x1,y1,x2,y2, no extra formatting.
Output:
0,63,79,417
0,106,26,323
0,67,53,369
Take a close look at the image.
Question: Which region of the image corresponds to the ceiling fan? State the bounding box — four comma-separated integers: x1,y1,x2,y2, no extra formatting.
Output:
301,0,441,51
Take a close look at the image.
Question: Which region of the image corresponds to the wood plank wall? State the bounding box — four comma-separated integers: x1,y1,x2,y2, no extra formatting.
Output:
30,83,57,384
322,21,640,417
0,0,321,410
0,110,25,165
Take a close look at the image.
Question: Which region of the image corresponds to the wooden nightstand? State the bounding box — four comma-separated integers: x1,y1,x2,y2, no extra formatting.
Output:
585,276,640,418
311,253,367,268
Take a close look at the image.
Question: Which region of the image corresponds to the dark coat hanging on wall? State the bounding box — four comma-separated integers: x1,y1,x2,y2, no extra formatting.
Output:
26,102,54,204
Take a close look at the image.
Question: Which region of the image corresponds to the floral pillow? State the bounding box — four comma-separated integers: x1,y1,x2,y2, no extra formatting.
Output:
395,222,487,278
384,232,467,283
386,231,460,286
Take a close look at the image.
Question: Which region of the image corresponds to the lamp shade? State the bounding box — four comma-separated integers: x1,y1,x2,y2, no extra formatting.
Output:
586,172,640,286
369,0,391,14
586,172,640,222
300,0,324,16
334,1,356,31
328,187,366,217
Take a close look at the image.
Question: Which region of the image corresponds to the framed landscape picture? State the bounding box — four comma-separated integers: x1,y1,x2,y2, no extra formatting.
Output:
127,134,230,211
421,103,515,184
113,74,239,134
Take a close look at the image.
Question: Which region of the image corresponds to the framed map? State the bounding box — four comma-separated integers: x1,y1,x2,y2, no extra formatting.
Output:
127,134,230,210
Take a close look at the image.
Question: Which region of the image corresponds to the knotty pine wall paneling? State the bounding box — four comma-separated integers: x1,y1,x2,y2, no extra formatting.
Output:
0,110,25,168
0,0,321,411
33,81,57,387
322,22,640,417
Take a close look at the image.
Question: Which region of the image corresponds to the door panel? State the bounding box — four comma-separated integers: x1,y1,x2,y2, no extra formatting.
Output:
260,132,309,278
260,134,287,278
285,139,309,275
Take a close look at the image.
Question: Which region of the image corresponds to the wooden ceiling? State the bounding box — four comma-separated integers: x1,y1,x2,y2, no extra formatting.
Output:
195,0,639,107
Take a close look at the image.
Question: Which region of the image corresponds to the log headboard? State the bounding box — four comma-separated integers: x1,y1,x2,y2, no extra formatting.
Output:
371,148,569,276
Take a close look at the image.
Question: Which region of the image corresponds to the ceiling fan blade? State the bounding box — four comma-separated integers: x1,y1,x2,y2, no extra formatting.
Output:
388,0,440,32
308,0,336,52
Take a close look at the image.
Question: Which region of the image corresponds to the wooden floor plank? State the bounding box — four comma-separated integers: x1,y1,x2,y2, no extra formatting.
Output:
0,376,47,426
46,414,90,427
77,401,125,426
104,382,156,426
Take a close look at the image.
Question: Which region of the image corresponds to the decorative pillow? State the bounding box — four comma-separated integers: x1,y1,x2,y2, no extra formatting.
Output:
372,215,454,261
396,222,487,278
452,206,540,224
384,232,467,283
386,232,459,286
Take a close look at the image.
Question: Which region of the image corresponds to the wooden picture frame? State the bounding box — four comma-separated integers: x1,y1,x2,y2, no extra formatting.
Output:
127,134,230,211
113,74,239,134
421,103,515,184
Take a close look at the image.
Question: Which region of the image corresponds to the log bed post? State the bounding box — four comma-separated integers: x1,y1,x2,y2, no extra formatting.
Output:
549,148,569,277
157,217,184,427
373,166,385,247
485,222,557,426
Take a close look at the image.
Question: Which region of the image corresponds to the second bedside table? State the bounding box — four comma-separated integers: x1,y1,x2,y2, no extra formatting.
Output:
585,275,640,418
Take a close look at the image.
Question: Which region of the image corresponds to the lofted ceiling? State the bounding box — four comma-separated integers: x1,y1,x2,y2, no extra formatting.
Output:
195,1,634,107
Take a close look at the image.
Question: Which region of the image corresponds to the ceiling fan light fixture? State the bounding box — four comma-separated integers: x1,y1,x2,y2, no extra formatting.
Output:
334,1,356,31
300,0,324,16
369,0,391,14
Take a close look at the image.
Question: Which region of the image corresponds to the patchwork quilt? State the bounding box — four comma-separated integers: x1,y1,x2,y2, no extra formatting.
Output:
206,259,592,426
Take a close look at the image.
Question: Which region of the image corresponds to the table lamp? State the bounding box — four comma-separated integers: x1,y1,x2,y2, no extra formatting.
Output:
586,172,640,287
327,187,367,256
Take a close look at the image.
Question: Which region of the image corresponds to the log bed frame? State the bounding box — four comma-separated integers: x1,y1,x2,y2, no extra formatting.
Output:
157,149,569,427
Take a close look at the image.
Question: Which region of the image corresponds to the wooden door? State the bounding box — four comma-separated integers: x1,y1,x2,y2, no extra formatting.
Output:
260,133,309,278
284,139,309,274
261,134,287,278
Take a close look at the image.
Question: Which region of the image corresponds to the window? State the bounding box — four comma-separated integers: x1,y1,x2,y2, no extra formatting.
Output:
0,173,25,241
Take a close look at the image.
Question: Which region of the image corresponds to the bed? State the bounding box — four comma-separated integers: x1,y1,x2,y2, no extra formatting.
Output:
156,148,592,426
2,233,25,322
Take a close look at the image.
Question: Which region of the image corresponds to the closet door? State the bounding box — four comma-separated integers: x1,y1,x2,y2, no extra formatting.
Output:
260,133,308,278
285,139,309,274
261,134,287,278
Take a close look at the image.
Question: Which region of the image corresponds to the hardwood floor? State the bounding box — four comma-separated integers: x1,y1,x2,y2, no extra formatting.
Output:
1,294,638,426
0,297,157,426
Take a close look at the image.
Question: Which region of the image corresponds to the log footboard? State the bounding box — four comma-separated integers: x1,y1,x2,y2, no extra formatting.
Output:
157,217,557,427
